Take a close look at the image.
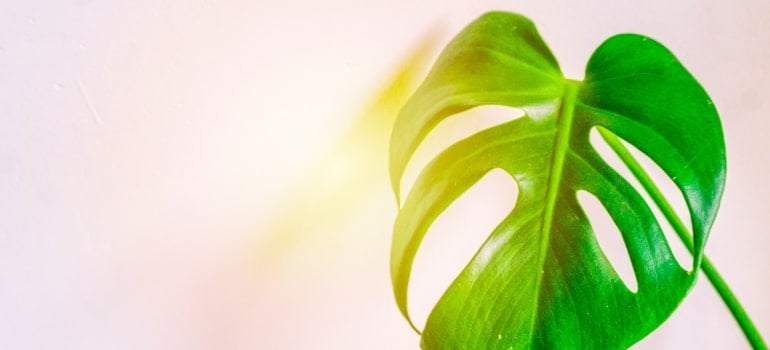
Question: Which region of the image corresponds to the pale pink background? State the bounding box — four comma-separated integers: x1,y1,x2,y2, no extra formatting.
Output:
1,0,768,349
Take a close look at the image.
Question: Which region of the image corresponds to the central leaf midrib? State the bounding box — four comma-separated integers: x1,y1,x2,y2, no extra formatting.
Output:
526,79,579,344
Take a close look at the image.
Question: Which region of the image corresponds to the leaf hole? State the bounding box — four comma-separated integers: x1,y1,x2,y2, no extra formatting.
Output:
589,127,693,272
577,190,638,293
409,169,518,329
400,105,525,200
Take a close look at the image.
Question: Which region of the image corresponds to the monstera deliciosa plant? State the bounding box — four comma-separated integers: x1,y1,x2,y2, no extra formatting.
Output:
388,11,766,349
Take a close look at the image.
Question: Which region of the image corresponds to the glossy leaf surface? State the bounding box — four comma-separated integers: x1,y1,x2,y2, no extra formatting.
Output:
389,11,725,349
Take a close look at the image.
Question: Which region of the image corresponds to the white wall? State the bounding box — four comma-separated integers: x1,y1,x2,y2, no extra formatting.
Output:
1,0,768,349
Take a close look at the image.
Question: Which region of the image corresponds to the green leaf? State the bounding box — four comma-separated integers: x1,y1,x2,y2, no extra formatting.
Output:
389,11,725,349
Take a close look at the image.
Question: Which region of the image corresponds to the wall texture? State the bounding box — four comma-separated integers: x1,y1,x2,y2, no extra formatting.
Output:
1,1,768,349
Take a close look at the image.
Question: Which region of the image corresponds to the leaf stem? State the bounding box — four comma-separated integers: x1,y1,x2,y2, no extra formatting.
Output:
597,128,767,350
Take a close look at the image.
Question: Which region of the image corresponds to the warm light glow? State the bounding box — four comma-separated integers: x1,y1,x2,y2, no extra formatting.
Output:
1,1,769,349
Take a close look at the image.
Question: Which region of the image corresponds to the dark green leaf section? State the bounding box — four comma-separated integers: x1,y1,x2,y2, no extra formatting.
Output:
579,35,725,266
389,11,725,349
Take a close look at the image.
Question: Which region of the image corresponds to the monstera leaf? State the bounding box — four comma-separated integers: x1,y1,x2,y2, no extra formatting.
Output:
389,11,725,349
